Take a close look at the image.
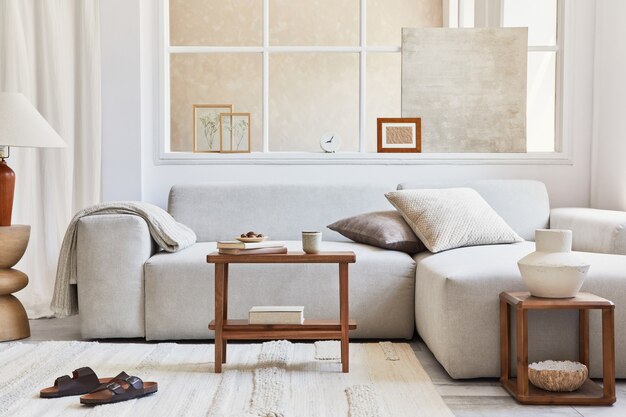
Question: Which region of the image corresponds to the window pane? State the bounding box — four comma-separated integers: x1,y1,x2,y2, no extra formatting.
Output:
269,0,359,46
502,0,557,46
170,54,263,152
526,52,556,152
366,53,401,152
169,0,263,46
367,0,442,45
459,0,475,28
269,53,359,152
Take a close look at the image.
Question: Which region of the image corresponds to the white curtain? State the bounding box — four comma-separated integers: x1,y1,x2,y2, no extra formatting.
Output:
0,0,101,318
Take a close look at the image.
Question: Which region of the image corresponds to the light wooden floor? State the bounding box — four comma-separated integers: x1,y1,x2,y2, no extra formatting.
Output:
25,316,626,416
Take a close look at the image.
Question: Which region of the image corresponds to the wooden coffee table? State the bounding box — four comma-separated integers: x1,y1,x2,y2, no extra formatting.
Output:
207,251,356,373
500,291,616,405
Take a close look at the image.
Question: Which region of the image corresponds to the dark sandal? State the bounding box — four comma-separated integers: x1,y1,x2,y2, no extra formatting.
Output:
40,367,122,398
80,374,158,405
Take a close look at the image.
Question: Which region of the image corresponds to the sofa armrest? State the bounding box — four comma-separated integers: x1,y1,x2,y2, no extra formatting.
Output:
76,214,156,338
550,208,626,255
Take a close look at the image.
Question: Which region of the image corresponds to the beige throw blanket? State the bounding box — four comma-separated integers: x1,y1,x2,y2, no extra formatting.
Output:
51,202,197,317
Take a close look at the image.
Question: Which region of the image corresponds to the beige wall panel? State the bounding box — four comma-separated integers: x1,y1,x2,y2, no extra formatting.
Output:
367,0,442,45
170,54,262,152
366,53,402,152
269,53,359,152
169,0,262,46
269,0,359,46
402,27,528,152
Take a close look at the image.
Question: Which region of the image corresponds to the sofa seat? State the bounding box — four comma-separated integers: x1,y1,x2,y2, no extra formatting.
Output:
144,240,416,340
415,241,626,378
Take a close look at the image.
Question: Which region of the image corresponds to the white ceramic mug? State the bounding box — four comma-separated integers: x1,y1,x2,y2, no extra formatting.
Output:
302,231,322,254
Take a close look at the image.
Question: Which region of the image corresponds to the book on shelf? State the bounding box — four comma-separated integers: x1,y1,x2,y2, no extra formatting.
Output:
248,306,304,325
217,240,286,250
218,247,288,255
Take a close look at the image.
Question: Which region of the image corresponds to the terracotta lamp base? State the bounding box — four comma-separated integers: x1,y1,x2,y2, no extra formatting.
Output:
0,225,31,341
0,159,15,227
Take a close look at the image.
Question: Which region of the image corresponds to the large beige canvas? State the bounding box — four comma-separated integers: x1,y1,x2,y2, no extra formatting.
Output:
401,28,528,152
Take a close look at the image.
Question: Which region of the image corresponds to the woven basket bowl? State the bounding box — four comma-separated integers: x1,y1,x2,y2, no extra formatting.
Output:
528,360,588,392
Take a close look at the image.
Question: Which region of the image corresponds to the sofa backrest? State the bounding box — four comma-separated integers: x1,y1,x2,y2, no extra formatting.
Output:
397,179,550,241
168,183,396,242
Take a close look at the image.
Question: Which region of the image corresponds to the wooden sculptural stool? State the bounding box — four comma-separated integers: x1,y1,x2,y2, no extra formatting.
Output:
0,225,31,341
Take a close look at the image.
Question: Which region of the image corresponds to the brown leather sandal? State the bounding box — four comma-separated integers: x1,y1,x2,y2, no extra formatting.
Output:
79,374,158,405
39,367,122,398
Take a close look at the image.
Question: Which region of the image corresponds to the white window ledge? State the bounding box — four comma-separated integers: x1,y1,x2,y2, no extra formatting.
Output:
156,151,573,166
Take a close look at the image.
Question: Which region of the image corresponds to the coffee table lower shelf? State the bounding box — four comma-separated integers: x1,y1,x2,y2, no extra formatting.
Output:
501,378,611,405
209,319,357,340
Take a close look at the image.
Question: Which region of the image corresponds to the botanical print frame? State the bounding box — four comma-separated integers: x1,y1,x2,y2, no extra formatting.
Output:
220,113,251,153
377,118,421,153
193,104,233,152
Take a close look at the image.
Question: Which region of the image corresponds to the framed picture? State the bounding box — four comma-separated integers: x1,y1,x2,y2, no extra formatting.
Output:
377,118,421,153
193,104,233,152
220,113,251,153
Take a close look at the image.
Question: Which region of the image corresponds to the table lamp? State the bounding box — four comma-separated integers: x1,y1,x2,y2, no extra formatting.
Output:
0,92,66,341
1,93,67,225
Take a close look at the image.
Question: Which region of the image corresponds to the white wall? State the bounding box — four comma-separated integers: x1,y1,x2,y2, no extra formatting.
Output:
101,0,596,210
590,0,626,210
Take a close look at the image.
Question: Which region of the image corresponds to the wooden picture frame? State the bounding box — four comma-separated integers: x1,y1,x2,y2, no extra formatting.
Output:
220,113,251,153
377,118,421,153
193,104,233,153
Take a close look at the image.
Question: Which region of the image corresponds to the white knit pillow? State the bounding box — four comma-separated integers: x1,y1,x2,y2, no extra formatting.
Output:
385,188,523,253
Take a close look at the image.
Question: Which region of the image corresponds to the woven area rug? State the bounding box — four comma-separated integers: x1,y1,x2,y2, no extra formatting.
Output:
0,341,454,417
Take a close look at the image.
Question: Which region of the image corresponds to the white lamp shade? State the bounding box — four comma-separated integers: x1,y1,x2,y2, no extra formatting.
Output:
0,93,66,148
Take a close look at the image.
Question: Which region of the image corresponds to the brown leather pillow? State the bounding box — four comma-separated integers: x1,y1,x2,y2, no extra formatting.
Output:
327,211,425,254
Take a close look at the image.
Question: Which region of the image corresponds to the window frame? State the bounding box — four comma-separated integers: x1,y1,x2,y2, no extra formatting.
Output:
156,0,570,165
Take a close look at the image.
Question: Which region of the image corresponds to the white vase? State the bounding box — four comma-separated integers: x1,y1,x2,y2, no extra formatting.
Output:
518,229,590,298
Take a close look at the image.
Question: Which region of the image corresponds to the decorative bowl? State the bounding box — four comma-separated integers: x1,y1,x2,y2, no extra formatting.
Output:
528,360,588,392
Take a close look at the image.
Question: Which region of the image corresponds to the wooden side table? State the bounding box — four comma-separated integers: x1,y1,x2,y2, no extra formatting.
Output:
500,291,615,405
207,251,356,373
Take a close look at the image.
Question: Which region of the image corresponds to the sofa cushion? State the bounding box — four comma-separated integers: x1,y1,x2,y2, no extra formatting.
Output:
414,241,626,378
398,180,550,241
386,188,523,253
144,240,417,340
327,211,425,254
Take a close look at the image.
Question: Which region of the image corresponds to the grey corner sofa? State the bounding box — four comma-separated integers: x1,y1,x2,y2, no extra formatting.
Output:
74,180,626,379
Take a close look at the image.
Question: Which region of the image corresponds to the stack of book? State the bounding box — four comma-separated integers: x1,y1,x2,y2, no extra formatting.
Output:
249,306,305,325
217,240,287,255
